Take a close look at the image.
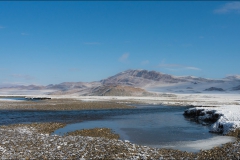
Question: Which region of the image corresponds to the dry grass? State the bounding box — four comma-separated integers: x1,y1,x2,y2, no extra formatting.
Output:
0,99,134,110
66,128,120,139
227,129,240,138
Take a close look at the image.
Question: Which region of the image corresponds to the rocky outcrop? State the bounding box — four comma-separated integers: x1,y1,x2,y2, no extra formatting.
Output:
184,108,222,124
184,107,240,136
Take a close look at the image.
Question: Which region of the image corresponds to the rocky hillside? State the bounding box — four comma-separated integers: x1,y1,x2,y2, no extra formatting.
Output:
49,85,160,97
89,85,159,96
101,69,186,87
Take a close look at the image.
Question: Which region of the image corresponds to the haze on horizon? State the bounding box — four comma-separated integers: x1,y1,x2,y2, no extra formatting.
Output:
0,1,240,87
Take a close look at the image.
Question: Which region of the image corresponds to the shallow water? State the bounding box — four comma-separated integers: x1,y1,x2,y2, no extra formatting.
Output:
0,102,235,152
0,97,26,101
54,105,236,152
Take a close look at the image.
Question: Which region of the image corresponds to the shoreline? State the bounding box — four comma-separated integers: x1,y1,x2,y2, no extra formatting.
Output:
0,122,239,159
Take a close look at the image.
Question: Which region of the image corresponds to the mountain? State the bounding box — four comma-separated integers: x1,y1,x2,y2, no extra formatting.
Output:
1,69,240,95
101,69,186,87
101,69,225,86
224,75,240,81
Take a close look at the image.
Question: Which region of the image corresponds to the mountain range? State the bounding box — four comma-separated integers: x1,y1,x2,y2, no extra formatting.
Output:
1,69,240,96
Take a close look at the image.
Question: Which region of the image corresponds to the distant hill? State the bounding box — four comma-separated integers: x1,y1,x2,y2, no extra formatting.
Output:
0,69,240,95
1,85,46,90
204,87,225,91
232,85,240,91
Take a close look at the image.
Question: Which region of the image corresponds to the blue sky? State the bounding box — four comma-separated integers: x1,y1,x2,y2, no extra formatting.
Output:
0,1,240,86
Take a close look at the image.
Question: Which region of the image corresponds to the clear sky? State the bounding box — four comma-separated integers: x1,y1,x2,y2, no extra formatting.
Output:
0,1,240,86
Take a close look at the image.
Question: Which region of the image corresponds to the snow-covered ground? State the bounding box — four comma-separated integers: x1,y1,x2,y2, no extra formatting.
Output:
146,81,240,94
185,105,240,135
1,93,239,106
48,94,240,107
